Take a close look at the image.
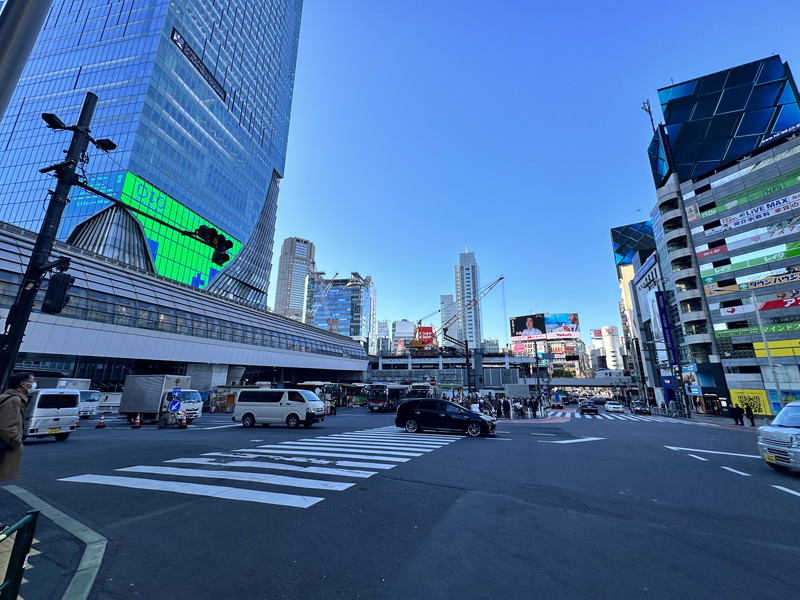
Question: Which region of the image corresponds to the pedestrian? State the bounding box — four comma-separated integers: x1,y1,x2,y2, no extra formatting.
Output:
729,404,739,425
744,404,755,427
532,398,540,419
503,398,511,419
1,372,35,482
330,397,337,416
733,404,745,426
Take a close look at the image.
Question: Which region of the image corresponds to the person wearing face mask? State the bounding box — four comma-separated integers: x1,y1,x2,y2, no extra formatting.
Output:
0,372,35,482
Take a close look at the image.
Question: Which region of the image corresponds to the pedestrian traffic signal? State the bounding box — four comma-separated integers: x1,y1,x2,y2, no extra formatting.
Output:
195,226,233,266
41,272,75,314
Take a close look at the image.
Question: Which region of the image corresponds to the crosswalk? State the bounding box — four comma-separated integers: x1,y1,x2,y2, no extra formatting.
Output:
547,411,694,423
58,427,457,509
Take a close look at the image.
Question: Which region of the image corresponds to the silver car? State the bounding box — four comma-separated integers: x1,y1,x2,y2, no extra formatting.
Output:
757,400,800,472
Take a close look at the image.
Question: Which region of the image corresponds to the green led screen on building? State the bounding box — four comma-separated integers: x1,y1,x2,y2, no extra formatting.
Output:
119,172,242,289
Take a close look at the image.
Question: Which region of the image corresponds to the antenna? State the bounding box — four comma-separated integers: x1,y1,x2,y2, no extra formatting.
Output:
641,100,656,134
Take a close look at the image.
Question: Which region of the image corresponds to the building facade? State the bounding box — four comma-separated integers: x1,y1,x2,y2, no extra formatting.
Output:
307,272,377,354
645,55,800,415
274,237,315,321
439,294,460,341
0,0,303,308
454,251,483,349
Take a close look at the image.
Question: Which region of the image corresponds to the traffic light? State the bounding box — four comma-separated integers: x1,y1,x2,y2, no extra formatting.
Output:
195,226,233,266
41,272,75,314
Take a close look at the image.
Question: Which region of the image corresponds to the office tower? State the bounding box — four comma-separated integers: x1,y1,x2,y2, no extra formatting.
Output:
646,55,800,415
0,0,303,309
439,294,460,341
274,237,315,321
308,273,377,354
454,251,483,349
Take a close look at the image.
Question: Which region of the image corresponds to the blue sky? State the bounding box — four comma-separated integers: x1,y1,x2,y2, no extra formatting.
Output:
268,0,800,346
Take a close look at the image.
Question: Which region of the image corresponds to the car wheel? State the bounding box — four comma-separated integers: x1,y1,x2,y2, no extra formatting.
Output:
466,422,482,437
286,414,300,429
767,462,790,472
241,413,256,428
404,419,420,433
54,433,70,442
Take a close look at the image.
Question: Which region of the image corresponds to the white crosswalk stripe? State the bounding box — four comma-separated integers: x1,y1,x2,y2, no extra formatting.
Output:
59,426,459,508
549,411,695,424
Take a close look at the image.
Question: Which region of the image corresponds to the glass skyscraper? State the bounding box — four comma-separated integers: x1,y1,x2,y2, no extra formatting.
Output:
274,236,315,321
0,0,303,309
307,273,377,354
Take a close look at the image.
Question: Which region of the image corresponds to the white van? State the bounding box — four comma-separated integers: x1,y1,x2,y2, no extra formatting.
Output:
233,389,325,428
24,388,80,442
78,390,101,418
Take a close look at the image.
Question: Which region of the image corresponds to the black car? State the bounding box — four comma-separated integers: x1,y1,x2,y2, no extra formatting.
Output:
578,400,598,415
395,399,496,437
631,401,651,415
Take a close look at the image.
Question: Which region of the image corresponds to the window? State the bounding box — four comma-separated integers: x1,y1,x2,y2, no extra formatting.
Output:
238,391,282,403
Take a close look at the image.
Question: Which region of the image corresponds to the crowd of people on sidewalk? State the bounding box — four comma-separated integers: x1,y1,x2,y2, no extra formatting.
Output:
445,394,550,420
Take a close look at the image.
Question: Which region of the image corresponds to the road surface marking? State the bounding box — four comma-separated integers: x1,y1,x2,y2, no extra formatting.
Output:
539,437,605,444
118,465,354,491
201,452,397,470
772,485,800,498
285,440,434,453
195,424,240,430
166,457,377,478
664,446,759,458
485,438,512,441
688,454,708,461
721,466,751,476
233,448,410,462
530,433,556,436
264,443,423,457
59,475,323,508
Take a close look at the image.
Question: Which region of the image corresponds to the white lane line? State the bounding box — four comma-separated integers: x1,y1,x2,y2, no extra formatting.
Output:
265,444,422,457
688,454,708,461
198,424,241,430
166,457,377,478
530,433,556,436
232,448,409,462
118,465,354,491
325,435,450,446
201,452,396,470
59,475,323,508
539,437,605,444
664,446,760,458
772,485,800,498
288,440,435,452
721,466,751,477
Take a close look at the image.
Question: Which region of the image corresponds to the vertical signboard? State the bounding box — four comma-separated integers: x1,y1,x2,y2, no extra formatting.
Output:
655,291,678,367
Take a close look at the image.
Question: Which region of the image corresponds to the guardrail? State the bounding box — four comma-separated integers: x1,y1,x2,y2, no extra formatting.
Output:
0,510,39,600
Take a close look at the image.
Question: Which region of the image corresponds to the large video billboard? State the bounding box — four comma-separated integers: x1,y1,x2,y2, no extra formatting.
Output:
510,314,547,341
544,313,580,339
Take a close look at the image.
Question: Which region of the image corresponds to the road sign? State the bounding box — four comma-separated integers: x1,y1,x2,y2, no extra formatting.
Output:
168,400,182,412
172,387,181,398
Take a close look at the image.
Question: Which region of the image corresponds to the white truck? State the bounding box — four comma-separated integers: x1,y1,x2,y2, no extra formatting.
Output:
118,375,202,423
36,378,99,418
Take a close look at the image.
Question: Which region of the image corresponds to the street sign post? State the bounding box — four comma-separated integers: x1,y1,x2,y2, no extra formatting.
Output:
172,387,181,398
168,399,182,413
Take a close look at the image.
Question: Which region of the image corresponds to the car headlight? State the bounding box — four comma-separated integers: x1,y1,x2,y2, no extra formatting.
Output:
791,435,800,448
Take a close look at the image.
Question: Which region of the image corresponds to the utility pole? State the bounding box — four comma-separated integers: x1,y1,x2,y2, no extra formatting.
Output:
0,92,101,390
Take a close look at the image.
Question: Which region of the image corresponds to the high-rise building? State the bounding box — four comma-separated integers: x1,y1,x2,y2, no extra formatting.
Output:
307,272,377,354
274,237,315,321
0,0,303,309
454,251,483,348
645,55,800,415
439,294,460,340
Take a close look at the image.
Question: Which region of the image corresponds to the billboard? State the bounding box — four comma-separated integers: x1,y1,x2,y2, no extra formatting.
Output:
544,313,580,339
417,326,437,345
510,314,546,341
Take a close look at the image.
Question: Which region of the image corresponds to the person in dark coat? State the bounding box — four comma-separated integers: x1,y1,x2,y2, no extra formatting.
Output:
0,372,35,482
744,404,756,427
503,398,511,419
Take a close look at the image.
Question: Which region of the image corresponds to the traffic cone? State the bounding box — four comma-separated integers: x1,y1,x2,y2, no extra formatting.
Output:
178,412,188,429
95,413,106,429
131,413,141,429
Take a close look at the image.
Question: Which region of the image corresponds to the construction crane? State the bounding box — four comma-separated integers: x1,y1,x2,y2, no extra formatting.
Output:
412,275,504,351
304,271,338,323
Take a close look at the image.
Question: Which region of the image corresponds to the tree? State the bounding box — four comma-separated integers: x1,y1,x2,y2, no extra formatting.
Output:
551,368,576,378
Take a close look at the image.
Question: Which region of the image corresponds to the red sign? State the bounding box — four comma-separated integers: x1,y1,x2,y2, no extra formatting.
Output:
417,326,436,344
697,245,727,259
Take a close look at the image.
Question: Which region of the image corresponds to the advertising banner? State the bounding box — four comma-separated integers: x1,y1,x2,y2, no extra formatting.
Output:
544,313,580,339
510,314,546,341
416,326,436,345
729,389,771,415
655,291,678,367
591,329,603,338
767,389,800,412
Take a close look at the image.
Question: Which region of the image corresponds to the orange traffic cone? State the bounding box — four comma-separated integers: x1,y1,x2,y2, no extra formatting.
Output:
178,412,188,429
131,413,141,429
95,413,106,429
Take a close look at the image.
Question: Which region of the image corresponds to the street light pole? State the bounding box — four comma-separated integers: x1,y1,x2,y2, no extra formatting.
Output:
0,92,100,390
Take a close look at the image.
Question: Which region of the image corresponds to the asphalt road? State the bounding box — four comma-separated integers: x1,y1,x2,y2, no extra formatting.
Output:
2,408,798,600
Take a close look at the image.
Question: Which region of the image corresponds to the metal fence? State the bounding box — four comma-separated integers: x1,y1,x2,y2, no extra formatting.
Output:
0,511,39,600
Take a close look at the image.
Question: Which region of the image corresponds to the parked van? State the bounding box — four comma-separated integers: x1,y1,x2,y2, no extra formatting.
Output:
233,389,325,428
24,388,80,442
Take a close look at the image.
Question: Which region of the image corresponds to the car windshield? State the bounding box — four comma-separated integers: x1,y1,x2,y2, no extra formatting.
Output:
771,405,800,427
180,391,202,404
79,391,101,402
300,390,321,403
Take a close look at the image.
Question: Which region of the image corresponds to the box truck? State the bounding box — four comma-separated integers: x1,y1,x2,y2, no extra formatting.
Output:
119,375,202,423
